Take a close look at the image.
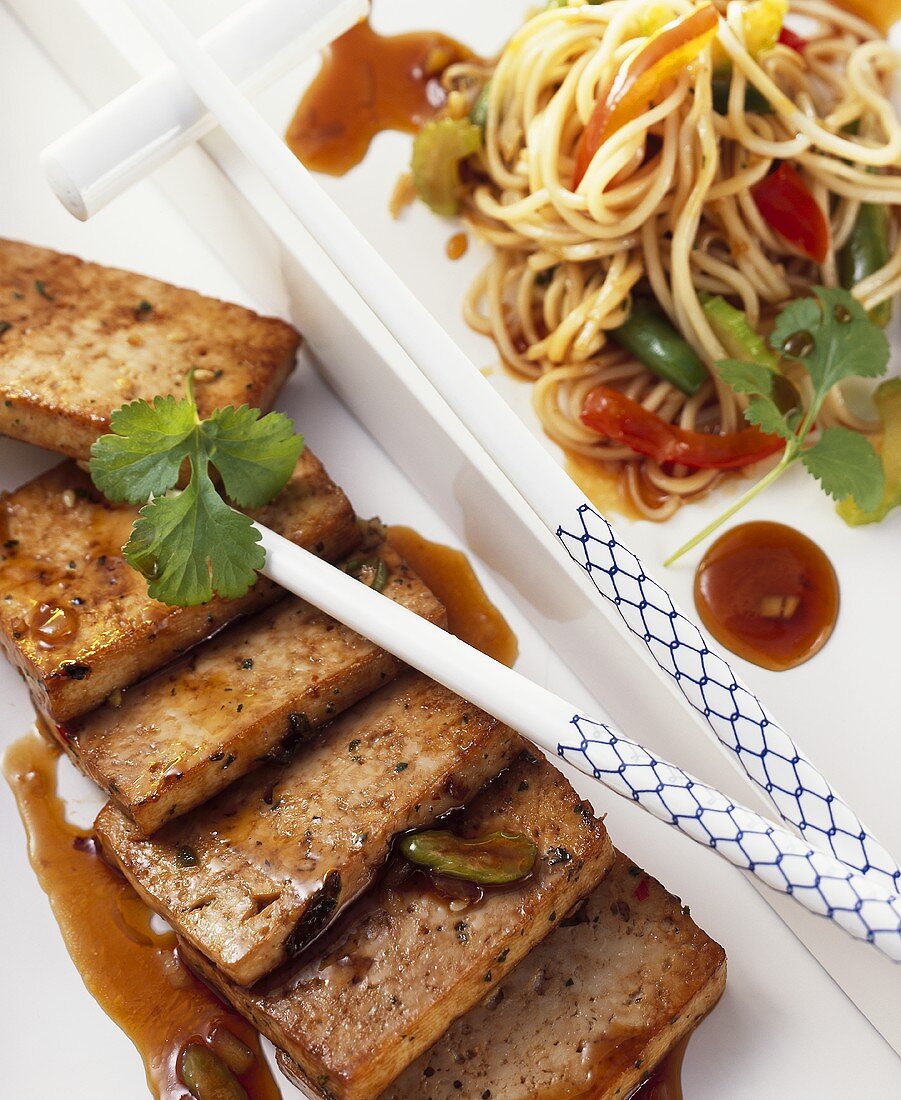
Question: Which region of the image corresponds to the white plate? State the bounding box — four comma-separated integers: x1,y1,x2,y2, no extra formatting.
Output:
1,3,900,1098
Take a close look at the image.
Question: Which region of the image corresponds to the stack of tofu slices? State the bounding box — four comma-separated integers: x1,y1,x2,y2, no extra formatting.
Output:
0,240,725,1100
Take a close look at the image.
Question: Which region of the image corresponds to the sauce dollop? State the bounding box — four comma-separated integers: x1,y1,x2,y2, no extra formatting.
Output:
694,521,839,671
286,21,472,176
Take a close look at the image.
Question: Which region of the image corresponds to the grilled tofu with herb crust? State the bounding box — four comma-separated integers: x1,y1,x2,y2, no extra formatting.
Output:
180,753,615,1100
0,453,357,722
378,850,726,1100
0,239,299,460
62,543,444,833
96,673,523,985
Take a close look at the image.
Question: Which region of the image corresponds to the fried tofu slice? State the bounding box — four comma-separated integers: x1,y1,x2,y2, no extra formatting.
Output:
62,544,444,833
0,453,357,723
0,239,299,459
377,850,726,1100
96,673,524,985
180,753,615,1100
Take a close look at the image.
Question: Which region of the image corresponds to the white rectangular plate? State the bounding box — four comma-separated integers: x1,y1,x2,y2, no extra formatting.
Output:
1,2,900,1098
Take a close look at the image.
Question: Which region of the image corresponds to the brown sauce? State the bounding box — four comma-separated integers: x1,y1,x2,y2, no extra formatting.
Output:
565,451,643,522
286,21,472,176
29,601,80,648
694,521,839,671
446,231,469,261
387,524,519,666
631,1036,689,1100
2,732,281,1100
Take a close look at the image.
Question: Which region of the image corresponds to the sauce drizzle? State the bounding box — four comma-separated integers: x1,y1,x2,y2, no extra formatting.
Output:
694,521,839,672
286,21,472,176
2,732,281,1100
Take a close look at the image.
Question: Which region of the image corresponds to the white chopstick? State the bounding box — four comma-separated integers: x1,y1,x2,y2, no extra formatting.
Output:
262,521,901,960
41,0,367,220
115,0,901,905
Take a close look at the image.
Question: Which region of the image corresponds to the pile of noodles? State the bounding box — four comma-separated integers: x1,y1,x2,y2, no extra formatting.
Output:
442,0,901,518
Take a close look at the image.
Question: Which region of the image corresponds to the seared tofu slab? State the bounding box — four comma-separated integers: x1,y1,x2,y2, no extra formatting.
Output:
0,239,299,459
96,673,523,985
64,544,444,833
181,753,615,1100
0,453,357,722
379,850,726,1100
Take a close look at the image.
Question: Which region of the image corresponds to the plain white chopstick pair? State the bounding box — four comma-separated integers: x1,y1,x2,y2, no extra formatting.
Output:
45,0,901,957
42,0,367,220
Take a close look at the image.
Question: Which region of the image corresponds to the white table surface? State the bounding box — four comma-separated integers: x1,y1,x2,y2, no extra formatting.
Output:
0,3,899,1097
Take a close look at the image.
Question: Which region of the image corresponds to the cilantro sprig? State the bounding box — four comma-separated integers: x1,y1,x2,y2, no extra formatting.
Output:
666,287,888,565
90,374,304,606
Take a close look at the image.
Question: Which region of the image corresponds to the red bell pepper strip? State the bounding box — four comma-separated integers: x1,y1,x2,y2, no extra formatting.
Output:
777,26,807,52
751,162,830,264
581,386,785,470
573,4,719,187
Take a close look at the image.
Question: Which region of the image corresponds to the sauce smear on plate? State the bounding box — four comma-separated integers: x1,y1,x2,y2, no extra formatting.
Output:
287,21,472,176
694,521,839,671
388,525,519,666
3,731,280,1100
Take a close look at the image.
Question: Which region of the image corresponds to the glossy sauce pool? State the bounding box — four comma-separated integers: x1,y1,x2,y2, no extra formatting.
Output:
286,20,472,176
3,731,282,1100
694,521,839,671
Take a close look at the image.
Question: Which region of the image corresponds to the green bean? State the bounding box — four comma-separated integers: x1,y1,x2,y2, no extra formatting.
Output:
610,299,708,396
399,829,538,885
839,203,892,327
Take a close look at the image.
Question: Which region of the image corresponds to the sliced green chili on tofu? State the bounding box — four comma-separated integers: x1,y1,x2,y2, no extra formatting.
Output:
399,828,538,885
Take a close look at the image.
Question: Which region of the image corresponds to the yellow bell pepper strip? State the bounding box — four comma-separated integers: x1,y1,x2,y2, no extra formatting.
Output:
573,4,719,187
712,0,787,72
837,379,901,525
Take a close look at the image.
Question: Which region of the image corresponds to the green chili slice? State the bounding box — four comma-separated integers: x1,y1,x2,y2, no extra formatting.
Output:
399,829,538,885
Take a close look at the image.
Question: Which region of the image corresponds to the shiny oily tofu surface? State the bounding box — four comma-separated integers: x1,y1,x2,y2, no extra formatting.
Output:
182,753,616,1100
0,238,299,459
380,850,727,1100
0,453,357,722
65,544,445,833
96,673,523,985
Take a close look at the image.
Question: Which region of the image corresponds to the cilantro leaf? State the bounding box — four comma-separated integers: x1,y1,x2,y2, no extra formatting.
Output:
771,287,889,392
126,468,265,606
715,359,774,397
744,395,795,440
667,286,894,565
801,427,885,511
89,377,304,606
90,396,196,503
205,405,305,508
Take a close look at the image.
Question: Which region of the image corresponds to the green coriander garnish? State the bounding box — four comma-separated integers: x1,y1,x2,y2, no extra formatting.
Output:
667,287,888,564
89,372,304,606
35,279,55,300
